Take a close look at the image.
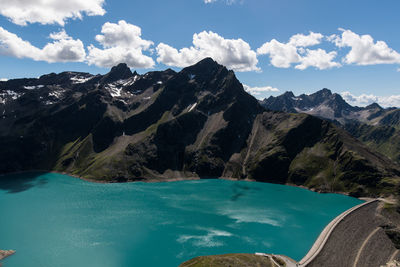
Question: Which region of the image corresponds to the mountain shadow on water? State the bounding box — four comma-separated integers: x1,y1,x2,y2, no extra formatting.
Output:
0,172,48,193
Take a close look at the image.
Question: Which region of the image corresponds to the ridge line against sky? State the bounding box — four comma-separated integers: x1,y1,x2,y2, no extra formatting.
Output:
1,0,400,107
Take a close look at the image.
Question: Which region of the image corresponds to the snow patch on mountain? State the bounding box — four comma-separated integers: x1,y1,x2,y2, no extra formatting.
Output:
3,90,21,100
105,83,122,97
24,85,44,90
48,90,65,99
70,75,94,84
188,103,197,112
104,76,141,98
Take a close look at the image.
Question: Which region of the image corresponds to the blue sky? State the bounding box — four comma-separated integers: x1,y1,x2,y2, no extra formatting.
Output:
1,0,400,106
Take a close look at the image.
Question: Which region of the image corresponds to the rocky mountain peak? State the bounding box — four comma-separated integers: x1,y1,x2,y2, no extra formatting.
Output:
282,91,295,98
181,57,225,78
259,88,399,128
308,88,332,102
36,72,84,85
193,57,220,68
331,93,353,108
318,88,333,95
100,63,133,84
366,103,383,110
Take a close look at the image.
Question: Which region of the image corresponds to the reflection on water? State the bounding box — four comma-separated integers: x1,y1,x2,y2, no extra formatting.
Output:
229,183,259,201
0,172,48,193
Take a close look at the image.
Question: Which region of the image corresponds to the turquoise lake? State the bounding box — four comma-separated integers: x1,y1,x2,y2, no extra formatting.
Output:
0,172,363,267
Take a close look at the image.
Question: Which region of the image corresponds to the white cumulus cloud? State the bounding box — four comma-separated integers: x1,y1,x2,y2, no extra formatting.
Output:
295,48,341,70
257,39,301,68
42,30,86,63
204,0,237,4
288,32,324,47
341,91,400,108
0,27,41,59
87,20,155,69
156,31,259,72
330,29,400,65
257,31,339,70
0,78,8,81
0,27,85,63
95,20,153,50
0,0,105,26
243,84,279,95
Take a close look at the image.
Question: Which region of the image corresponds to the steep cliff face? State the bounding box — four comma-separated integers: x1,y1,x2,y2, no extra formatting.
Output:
0,58,399,197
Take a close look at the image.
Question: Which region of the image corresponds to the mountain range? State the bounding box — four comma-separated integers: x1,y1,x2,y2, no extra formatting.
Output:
261,89,400,164
1,58,399,197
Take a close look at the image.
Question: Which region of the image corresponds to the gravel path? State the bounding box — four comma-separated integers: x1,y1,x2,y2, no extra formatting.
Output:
355,227,397,267
352,227,380,267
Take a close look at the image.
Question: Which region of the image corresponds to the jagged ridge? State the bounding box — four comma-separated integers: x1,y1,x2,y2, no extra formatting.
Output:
0,59,399,197
260,89,400,164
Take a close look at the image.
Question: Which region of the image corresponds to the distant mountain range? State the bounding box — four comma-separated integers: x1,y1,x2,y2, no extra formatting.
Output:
260,89,400,164
1,58,399,197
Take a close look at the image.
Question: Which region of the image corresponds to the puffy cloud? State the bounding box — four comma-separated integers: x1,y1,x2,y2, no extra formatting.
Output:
243,84,279,95
257,31,338,70
0,27,41,59
330,29,400,65
0,27,85,63
87,46,154,69
95,20,153,50
156,43,206,68
295,49,341,70
0,78,8,81
42,30,86,62
288,32,324,47
156,31,259,72
204,0,236,4
0,0,105,26
87,20,155,68
257,39,301,68
341,91,400,108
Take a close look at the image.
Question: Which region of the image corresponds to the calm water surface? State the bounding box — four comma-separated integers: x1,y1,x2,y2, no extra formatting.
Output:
0,172,363,267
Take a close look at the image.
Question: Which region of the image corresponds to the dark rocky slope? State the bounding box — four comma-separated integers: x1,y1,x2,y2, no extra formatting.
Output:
1,59,399,197
344,111,400,164
261,89,400,164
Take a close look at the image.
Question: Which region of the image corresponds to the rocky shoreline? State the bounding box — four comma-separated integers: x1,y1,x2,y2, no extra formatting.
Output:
0,250,15,261
0,169,355,197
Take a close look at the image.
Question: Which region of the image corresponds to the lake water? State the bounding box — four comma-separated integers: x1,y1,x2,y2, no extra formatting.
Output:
0,172,362,267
